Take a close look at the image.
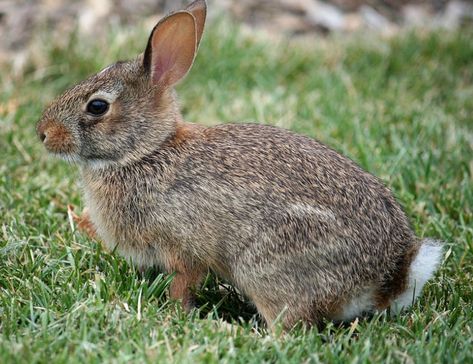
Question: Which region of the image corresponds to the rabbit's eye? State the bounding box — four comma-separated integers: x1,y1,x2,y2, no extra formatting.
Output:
86,99,109,116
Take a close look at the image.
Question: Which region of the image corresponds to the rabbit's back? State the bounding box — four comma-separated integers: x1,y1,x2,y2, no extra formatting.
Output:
181,125,414,281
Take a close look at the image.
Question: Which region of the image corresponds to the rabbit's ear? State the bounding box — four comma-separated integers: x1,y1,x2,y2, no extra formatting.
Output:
143,11,197,87
185,0,207,50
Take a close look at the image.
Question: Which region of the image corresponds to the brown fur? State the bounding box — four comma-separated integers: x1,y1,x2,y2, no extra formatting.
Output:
37,119,75,154
169,122,204,147
37,0,441,330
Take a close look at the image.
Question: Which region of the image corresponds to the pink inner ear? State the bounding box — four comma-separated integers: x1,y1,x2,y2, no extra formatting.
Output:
149,12,197,87
153,53,173,84
152,26,176,84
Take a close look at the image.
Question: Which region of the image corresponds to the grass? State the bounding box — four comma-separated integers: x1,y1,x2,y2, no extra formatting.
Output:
1,18,472,363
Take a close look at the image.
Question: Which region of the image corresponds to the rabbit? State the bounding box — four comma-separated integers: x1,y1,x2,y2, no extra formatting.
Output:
36,0,444,330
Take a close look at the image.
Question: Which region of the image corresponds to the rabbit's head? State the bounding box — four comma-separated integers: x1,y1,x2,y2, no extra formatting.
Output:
37,0,206,167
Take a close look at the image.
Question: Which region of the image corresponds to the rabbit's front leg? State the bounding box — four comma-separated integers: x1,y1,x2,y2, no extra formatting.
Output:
166,256,206,311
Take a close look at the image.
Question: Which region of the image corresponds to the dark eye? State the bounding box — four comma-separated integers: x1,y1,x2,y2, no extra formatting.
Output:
86,99,109,116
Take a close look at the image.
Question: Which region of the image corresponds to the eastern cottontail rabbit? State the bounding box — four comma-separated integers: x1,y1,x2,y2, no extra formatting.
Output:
37,0,443,329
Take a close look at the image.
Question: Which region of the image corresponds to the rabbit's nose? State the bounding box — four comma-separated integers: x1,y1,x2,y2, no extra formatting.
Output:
37,119,54,144
37,119,48,143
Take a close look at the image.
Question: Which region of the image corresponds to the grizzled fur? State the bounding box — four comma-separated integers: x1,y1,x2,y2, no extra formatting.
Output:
37,0,441,329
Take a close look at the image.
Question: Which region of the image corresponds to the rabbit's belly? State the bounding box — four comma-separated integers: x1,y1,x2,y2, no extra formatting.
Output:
84,193,166,269
96,220,167,270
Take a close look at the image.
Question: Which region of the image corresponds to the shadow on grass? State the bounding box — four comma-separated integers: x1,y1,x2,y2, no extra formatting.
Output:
142,268,260,326
194,274,260,325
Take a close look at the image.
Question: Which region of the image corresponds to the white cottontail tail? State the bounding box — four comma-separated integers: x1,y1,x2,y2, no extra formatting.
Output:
37,0,443,329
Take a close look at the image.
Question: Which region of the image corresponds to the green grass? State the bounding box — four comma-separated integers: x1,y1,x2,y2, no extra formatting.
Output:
1,19,472,363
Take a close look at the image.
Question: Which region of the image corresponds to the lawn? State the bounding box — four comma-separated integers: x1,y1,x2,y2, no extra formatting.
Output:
0,19,472,363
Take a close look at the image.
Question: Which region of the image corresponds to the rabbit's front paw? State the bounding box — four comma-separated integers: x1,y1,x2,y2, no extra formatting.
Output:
68,204,97,239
